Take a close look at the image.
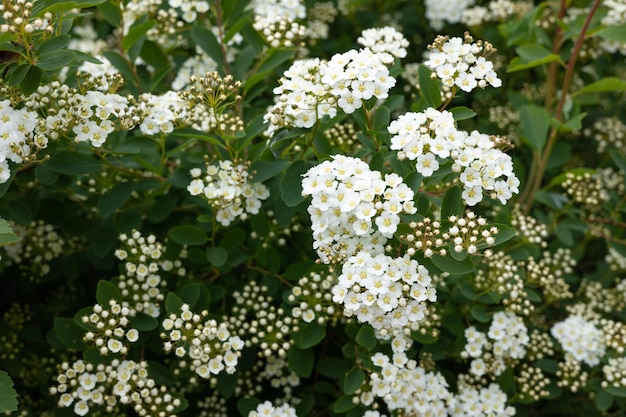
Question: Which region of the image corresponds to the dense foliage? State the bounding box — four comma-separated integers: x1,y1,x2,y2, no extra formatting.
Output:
0,0,625,416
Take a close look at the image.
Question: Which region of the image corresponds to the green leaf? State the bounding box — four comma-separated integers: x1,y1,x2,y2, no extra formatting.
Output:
343,366,365,395
97,182,136,217
237,398,262,417
293,323,326,349
441,186,463,219
287,346,314,377
130,312,158,331
533,190,568,210
37,49,75,71
333,395,357,413
191,25,226,73
471,305,491,323
20,65,42,95
449,106,477,121
280,160,311,207
595,389,613,411
147,361,177,386
355,325,378,351
122,19,156,51
491,224,517,246
573,77,626,96
179,282,201,308
96,280,123,305
431,254,475,275
207,247,228,267
250,160,290,183
0,371,18,413
165,292,184,315
507,45,562,72
47,151,102,175
168,225,208,246
605,386,626,398
97,1,122,27
54,317,87,350
417,64,441,109
518,104,550,151
596,24,626,42
0,218,20,245
38,34,71,54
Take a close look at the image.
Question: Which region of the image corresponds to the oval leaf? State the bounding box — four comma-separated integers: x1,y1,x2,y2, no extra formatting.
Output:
168,225,208,246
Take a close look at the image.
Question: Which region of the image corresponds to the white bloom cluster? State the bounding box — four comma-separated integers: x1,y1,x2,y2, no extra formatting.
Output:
0,99,41,182
449,383,516,417
600,0,626,54
424,0,475,30
321,48,396,114
168,0,210,23
138,91,187,135
172,51,218,91
551,315,606,366
264,58,337,136
289,271,340,325
81,300,140,356
603,356,626,388
461,0,532,26
333,252,436,331
187,160,270,226
52,359,179,416
302,155,416,264
114,231,167,318
369,336,450,415
161,304,245,378
462,312,529,377
357,26,409,58
424,36,502,92
248,400,298,417
388,108,519,205
250,0,306,21
253,15,306,48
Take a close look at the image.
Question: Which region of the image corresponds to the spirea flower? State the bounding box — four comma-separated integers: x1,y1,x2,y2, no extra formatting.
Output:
450,383,516,417
551,315,606,366
248,400,298,417
357,26,409,58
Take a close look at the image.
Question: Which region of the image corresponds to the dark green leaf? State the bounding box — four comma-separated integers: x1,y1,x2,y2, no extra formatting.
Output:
97,1,122,27
20,65,42,95
47,151,102,175
165,292,184,315
317,357,350,378
471,305,491,322
38,34,71,54
97,182,135,217
207,247,228,267
168,225,208,246
441,186,463,219
343,366,365,395
287,346,314,377
37,49,75,71
533,190,568,210
492,224,517,246
96,280,123,305
333,395,357,413
191,25,226,73
605,386,626,398
179,282,201,308
417,64,441,109
450,106,477,121
122,19,156,51
573,77,626,96
130,313,158,331
507,45,562,72
54,317,87,350
596,24,626,42
0,218,20,246
280,160,311,207
431,254,475,274
250,160,290,183
0,371,18,413
293,323,326,349
518,104,550,151
147,361,177,386
595,389,613,411
237,398,261,417
355,325,377,351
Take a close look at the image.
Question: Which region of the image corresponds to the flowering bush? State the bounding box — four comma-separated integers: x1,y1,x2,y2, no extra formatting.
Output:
0,0,625,416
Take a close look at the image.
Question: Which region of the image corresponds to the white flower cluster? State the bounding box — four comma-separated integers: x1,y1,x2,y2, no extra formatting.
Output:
424,0,475,30
603,356,626,388
369,335,450,415
424,36,502,92
161,304,245,378
449,383,516,417
600,0,626,54
333,252,436,331
138,91,188,135
388,108,519,205
357,26,409,58
52,359,179,416
321,48,396,114
264,58,337,136
248,400,298,417
253,15,306,48
172,51,218,91
0,99,41,182
288,271,340,325
187,160,270,226
461,0,532,26
168,0,210,23
462,312,529,377
302,155,416,264
551,315,606,366
114,230,167,318
81,300,140,356
250,0,306,21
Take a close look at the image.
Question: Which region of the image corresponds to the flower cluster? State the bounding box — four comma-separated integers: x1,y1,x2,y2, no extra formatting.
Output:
320,48,396,114
586,116,626,154
602,356,626,388
288,271,341,325
475,252,531,316
114,230,168,317
389,108,519,205
369,336,450,415
302,155,416,264
248,400,298,417
80,300,140,356
461,0,533,26
449,383,516,417
168,0,210,23
333,252,436,332
357,26,409,58
462,312,529,377
161,304,245,378
253,16,306,48
137,91,188,136
0,0,53,35
188,159,270,226
424,33,501,92
551,315,606,366
251,0,306,21
51,359,179,416
526,248,575,301
0,99,41,182
424,0,474,30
